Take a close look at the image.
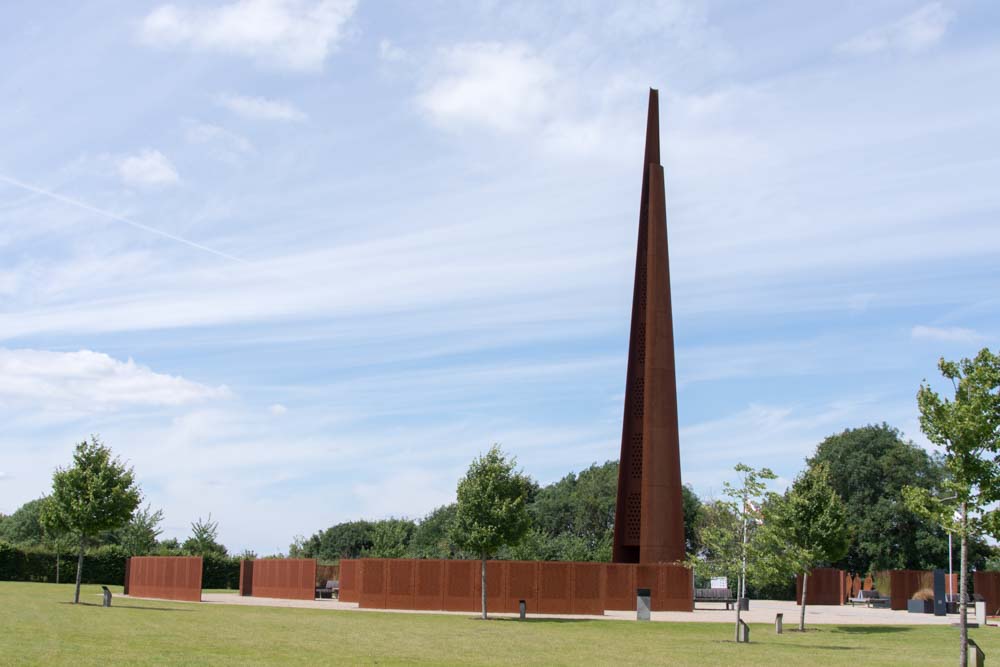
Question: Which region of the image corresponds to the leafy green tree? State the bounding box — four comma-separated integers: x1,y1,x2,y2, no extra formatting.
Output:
903,349,1000,667
41,437,142,603
689,463,774,642
806,423,988,573
183,514,227,556
759,463,848,631
365,519,416,558
408,505,462,558
304,520,376,560
114,505,164,556
0,498,48,547
451,444,532,619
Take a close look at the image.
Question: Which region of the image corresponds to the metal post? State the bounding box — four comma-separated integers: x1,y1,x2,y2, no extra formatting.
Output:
949,532,953,598
775,613,783,634
519,600,526,620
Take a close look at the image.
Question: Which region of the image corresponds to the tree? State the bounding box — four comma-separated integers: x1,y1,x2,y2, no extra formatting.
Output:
903,349,1000,667
408,505,462,559
807,424,988,573
40,437,141,604
759,463,848,631
365,519,416,558
115,505,164,556
0,498,48,547
689,463,774,642
451,445,532,619
183,514,227,556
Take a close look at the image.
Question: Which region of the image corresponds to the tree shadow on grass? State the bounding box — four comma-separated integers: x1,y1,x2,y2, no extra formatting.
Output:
829,626,913,635
58,601,195,613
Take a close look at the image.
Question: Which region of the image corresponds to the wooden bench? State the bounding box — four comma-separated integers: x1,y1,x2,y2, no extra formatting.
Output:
848,589,890,608
694,588,736,610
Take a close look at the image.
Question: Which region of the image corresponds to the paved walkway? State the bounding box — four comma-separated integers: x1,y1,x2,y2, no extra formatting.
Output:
186,594,965,625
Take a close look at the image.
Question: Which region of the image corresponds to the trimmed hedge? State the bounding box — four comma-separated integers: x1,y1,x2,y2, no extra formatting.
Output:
0,541,240,589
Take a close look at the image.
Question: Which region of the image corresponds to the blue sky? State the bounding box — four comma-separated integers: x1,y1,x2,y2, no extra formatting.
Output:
1,1,998,554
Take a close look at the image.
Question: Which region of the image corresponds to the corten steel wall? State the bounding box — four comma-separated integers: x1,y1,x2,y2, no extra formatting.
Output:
239,559,254,596
351,559,693,614
248,559,316,600
127,556,202,602
339,560,358,602
613,88,686,565
974,571,1000,615
795,568,845,606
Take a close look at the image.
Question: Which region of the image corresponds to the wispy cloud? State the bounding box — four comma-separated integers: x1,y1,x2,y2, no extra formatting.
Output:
418,42,555,133
911,324,985,343
118,149,179,187
838,3,954,55
216,93,307,122
0,348,230,413
138,0,358,72
378,38,406,63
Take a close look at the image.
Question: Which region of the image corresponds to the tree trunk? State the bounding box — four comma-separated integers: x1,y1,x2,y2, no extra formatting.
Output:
799,571,808,631
735,599,742,642
481,553,488,620
959,502,968,667
73,536,85,604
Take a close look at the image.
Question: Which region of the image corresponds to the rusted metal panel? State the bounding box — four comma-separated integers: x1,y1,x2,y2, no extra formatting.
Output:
505,561,538,613
239,559,254,596
413,559,444,610
339,560,358,602
603,562,636,610
472,560,506,613
537,561,573,614
613,88,686,565
386,559,415,609
250,558,316,600
442,559,477,612
358,559,388,609
572,562,604,615
127,556,202,602
654,563,694,611
975,571,1000,615
796,568,845,606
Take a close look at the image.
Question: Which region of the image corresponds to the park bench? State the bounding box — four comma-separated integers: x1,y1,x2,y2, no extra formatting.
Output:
315,580,338,599
694,588,736,610
848,589,890,608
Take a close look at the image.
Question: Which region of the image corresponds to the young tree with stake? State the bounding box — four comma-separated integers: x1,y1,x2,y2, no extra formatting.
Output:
451,445,532,619
41,437,142,604
903,348,1000,667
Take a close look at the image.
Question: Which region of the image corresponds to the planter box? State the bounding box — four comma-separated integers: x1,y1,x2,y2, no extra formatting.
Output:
907,599,933,614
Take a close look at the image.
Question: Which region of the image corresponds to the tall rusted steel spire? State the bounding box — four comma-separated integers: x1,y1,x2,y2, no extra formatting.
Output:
613,89,686,564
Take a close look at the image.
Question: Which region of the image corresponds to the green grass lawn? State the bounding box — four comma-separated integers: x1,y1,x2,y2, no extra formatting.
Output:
1,582,996,666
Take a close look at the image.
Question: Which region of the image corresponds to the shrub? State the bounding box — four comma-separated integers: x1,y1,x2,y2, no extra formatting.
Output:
913,587,934,601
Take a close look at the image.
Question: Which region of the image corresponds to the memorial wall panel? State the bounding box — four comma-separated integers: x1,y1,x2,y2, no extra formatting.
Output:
127,556,203,602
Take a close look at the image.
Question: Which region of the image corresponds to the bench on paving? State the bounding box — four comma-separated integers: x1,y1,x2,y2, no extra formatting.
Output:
694,588,736,610
848,589,890,608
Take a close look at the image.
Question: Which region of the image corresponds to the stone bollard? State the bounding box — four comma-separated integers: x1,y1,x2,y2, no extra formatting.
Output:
637,588,651,622
775,613,783,634
968,638,986,667
737,618,750,643
519,600,526,620
101,586,112,608
975,600,986,627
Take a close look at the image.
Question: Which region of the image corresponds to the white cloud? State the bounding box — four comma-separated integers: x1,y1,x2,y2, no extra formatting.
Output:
268,403,288,415
216,93,307,122
184,120,254,163
0,348,229,412
839,3,954,55
911,325,985,343
117,149,180,187
417,42,556,133
139,0,357,72
378,38,406,62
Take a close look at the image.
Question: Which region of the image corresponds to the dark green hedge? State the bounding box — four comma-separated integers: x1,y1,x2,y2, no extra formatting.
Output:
0,542,240,589
0,541,128,585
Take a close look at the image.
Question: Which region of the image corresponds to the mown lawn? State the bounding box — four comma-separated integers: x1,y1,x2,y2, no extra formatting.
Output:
1,582,996,665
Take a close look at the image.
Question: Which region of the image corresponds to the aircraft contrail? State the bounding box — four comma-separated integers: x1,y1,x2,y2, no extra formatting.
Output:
0,172,248,264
